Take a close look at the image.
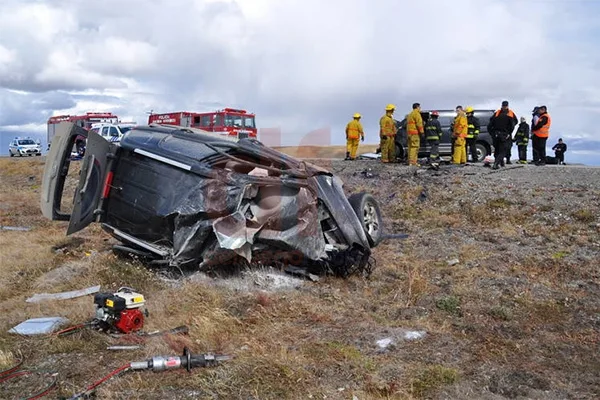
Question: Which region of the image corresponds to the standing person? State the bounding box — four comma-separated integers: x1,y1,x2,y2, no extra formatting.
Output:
345,113,364,160
488,100,518,169
465,106,480,162
552,138,567,165
379,104,397,163
514,117,530,164
530,106,540,163
406,103,424,166
425,111,443,165
531,105,551,166
452,106,468,164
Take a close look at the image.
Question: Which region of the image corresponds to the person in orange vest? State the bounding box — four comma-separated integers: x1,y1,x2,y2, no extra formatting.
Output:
531,105,551,166
452,106,468,164
488,100,518,169
406,103,424,166
345,113,364,160
379,104,397,163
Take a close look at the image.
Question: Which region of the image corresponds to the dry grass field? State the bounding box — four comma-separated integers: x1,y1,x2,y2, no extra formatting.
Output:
0,154,599,399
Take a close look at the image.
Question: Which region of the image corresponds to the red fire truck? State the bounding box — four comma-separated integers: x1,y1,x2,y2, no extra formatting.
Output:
147,108,257,139
47,112,119,147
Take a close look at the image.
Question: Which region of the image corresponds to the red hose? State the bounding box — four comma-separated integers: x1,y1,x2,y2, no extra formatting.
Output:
0,370,57,400
69,363,131,399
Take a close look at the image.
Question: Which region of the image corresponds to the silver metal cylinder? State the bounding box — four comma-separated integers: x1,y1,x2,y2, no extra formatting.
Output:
130,361,149,370
151,356,181,371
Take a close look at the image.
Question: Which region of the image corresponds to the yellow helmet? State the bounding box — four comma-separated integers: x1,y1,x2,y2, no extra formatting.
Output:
385,104,396,111
465,106,474,113
353,113,361,119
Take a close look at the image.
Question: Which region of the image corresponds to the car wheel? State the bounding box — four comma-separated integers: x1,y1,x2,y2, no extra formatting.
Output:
9,152,14,157
475,143,488,161
347,192,383,247
395,145,405,161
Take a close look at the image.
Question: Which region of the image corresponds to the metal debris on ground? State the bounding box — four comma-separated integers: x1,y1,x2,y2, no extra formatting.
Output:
107,345,143,351
376,329,428,350
25,285,101,303
9,317,70,335
356,168,378,178
0,225,31,231
447,258,460,266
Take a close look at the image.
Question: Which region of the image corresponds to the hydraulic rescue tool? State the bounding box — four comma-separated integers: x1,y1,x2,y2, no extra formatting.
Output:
68,348,231,399
93,287,147,334
130,347,232,372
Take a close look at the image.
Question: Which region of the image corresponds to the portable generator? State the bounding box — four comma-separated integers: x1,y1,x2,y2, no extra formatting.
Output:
93,288,147,334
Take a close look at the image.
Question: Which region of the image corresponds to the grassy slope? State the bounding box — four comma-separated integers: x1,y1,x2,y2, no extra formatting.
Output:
0,156,598,400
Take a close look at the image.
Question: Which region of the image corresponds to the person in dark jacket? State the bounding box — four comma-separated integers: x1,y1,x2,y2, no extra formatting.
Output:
488,100,518,169
513,117,530,164
552,138,567,165
465,107,480,162
425,111,443,165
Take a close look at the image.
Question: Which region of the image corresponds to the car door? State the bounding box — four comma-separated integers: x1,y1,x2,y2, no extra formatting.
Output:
41,122,89,221
66,129,112,234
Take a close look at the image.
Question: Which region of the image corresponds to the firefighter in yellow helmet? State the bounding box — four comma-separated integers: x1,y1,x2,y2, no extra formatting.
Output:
452,105,468,164
345,113,364,160
406,103,424,166
379,104,396,163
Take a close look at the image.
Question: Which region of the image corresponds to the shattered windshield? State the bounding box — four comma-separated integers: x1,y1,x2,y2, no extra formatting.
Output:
18,139,36,145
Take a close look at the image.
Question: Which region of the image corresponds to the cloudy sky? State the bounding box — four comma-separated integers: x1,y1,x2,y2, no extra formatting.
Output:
1,0,599,164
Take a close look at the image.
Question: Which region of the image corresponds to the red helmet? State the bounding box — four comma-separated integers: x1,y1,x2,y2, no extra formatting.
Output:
431,111,439,117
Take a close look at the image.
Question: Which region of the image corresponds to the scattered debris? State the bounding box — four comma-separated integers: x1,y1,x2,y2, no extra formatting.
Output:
447,258,460,266
418,188,428,202
403,330,427,340
0,225,31,232
25,285,101,303
285,266,320,282
376,337,393,349
107,345,143,351
375,329,428,350
355,168,377,178
9,317,70,335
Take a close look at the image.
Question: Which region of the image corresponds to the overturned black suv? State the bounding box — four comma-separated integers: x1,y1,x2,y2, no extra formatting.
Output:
41,123,382,277
394,109,495,162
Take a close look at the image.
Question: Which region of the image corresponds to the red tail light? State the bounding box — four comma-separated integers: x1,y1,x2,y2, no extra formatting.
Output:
102,171,114,199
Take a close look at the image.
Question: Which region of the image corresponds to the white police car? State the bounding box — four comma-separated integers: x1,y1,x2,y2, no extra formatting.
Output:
9,137,42,157
90,123,136,143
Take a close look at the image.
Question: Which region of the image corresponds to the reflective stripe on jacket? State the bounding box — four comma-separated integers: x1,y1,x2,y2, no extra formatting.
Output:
467,115,480,139
379,114,396,136
406,109,424,135
345,120,364,139
425,118,442,140
514,122,530,145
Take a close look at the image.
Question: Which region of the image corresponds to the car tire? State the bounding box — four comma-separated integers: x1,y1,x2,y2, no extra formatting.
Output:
395,145,405,161
347,192,383,248
9,152,14,157
475,143,488,161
